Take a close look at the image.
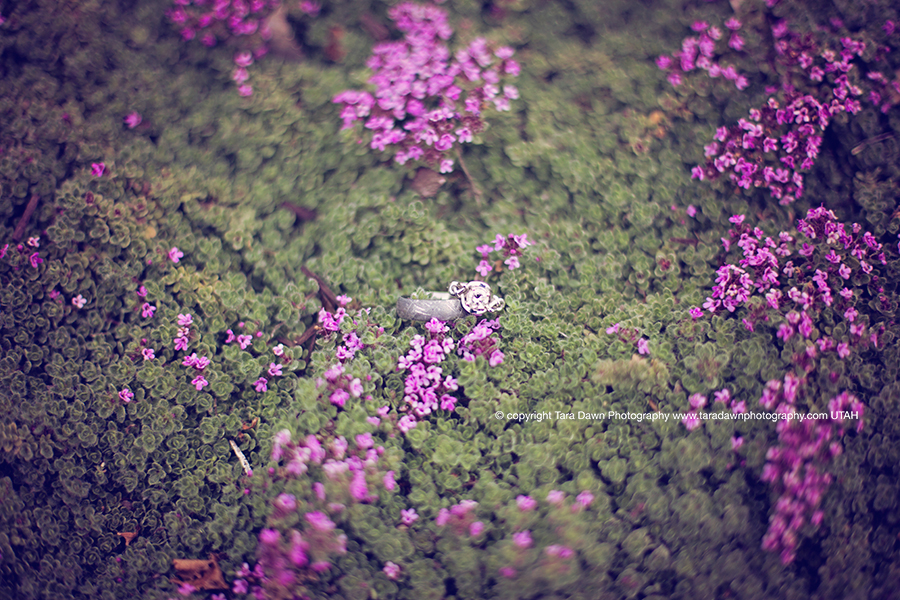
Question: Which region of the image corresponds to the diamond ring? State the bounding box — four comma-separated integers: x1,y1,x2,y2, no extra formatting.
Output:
448,281,505,315
396,281,504,321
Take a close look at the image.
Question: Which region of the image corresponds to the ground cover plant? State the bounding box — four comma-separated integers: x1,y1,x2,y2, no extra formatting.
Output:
1,0,900,599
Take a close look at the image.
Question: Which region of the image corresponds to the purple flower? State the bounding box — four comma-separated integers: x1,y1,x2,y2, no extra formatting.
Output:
469,521,484,536
305,511,336,532
72,294,87,308
118,388,134,403
349,470,368,501
177,313,193,327
488,349,505,367
476,260,493,277
142,348,155,361
636,338,649,355
383,471,396,491
383,561,400,580
124,112,142,129
168,247,184,263
547,490,564,505
29,253,42,269
575,491,594,508
682,412,701,430
689,307,703,320
233,579,248,594
174,336,189,352
330,388,349,407
254,377,268,392
513,530,532,548
605,323,620,334
238,84,253,97
259,528,280,545
237,334,252,349
141,303,156,318
401,508,419,525
516,495,537,512
268,363,283,377
191,376,208,391
91,163,105,177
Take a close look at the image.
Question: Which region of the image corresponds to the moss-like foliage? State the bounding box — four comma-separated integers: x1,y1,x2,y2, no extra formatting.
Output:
1,0,900,599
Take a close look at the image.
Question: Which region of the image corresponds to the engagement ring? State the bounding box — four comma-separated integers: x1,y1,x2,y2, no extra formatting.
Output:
397,281,504,321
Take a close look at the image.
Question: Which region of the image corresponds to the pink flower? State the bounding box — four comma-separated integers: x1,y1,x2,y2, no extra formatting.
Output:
237,334,252,349
330,388,349,407
168,247,184,263
383,561,400,580
29,253,42,269
349,470,368,501
576,491,594,508
254,377,268,392
174,336,189,352
191,375,208,391
476,260,493,277
469,521,484,536
689,307,703,320
401,508,418,525
513,530,532,548
516,495,536,511
124,112,142,129
547,490,564,504
91,163,105,177
731,436,744,450
72,294,87,308
504,255,520,270
605,323,620,334
682,412,701,430
398,415,417,432
489,349,504,367
305,511,336,531
234,51,253,67
141,303,156,318
177,313,193,326
499,566,516,578
637,338,649,355
118,388,134,403
238,84,253,97
142,348,155,361
383,471,396,491
268,363,283,377
439,158,454,173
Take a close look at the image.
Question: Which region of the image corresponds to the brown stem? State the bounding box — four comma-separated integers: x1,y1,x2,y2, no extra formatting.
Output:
455,147,482,202
280,202,317,222
300,266,338,312
13,195,40,242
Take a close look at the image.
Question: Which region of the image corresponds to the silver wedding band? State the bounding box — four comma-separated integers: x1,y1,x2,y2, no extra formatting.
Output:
396,292,467,321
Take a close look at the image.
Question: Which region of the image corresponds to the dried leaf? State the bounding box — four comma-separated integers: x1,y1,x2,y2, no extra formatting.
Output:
117,531,138,546
171,555,228,591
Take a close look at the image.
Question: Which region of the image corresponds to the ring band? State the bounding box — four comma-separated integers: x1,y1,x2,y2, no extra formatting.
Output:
396,292,467,321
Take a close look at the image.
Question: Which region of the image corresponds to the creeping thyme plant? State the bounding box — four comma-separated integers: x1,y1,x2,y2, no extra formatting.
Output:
3,0,900,599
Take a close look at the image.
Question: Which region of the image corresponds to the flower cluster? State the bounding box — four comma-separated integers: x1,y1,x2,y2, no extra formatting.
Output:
251,430,396,596
165,0,299,96
475,233,532,276
698,208,886,352
333,2,520,173
657,18,749,90
672,19,869,203
758,378,863,564
457,318,502,365
174,313,193,352
604,323,650,356
435,499,482,537
396,318,459,431
315,296,381,408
